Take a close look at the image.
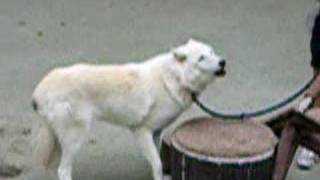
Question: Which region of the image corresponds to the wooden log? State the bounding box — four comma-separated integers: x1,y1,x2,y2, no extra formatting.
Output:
160,137,172,175
170,117,278,180
160,108,293,175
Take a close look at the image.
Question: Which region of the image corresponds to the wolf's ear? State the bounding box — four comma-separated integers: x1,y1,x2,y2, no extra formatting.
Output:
188,38,195,44
172,49,187,62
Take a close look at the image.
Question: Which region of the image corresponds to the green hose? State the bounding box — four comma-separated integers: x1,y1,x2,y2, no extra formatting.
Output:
192,75,317,120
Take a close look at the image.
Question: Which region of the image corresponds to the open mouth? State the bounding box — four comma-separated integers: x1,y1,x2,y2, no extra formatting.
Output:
214,69,226,77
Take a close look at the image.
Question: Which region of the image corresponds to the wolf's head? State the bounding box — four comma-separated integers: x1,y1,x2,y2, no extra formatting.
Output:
170,39,226,94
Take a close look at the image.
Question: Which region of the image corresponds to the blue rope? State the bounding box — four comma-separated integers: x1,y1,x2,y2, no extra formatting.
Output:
192,75,317,120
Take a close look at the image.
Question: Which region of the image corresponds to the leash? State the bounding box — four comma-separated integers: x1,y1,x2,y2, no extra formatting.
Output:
192,75,317,120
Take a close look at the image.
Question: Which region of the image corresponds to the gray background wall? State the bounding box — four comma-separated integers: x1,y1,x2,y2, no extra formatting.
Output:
0,0,318,179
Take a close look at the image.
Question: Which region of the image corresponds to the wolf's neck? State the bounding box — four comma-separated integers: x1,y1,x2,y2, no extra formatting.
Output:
157,56,193,108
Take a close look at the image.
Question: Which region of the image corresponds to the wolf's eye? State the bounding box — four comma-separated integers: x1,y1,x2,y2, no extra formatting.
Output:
199,55,205,62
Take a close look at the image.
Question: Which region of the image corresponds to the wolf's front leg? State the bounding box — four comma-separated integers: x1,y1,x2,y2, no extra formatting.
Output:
133,128,163,180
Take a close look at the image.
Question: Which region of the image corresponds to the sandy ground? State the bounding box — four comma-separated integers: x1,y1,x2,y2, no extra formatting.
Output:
0,0,319,179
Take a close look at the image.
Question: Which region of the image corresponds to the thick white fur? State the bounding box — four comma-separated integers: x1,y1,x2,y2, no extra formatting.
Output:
32,39,225,180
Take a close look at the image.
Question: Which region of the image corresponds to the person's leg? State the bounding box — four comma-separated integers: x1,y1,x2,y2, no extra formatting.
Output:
273,119,299,180
297,130,320,170
300,131,320,155
296,97,320,169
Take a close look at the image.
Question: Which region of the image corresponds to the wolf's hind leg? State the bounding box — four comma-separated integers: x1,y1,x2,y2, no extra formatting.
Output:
50,103,92,180
56,120,91,180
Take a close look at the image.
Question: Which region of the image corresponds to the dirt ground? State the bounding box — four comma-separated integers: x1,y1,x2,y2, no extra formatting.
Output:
0,0,319,179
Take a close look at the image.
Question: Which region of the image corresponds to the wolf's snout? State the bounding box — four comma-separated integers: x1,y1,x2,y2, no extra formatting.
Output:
219,60,226,69
214,59,226,77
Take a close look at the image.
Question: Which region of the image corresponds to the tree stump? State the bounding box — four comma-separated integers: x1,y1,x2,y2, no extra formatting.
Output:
169,117,278,180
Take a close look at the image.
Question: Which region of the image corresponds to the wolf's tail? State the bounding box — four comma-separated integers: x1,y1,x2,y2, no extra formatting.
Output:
32,98,61,169
33,122,61,169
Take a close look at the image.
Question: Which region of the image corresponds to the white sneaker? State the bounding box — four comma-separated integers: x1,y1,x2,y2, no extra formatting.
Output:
297,148,318,170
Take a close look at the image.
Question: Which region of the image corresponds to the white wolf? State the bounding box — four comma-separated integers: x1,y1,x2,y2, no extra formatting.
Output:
31,39,226,180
